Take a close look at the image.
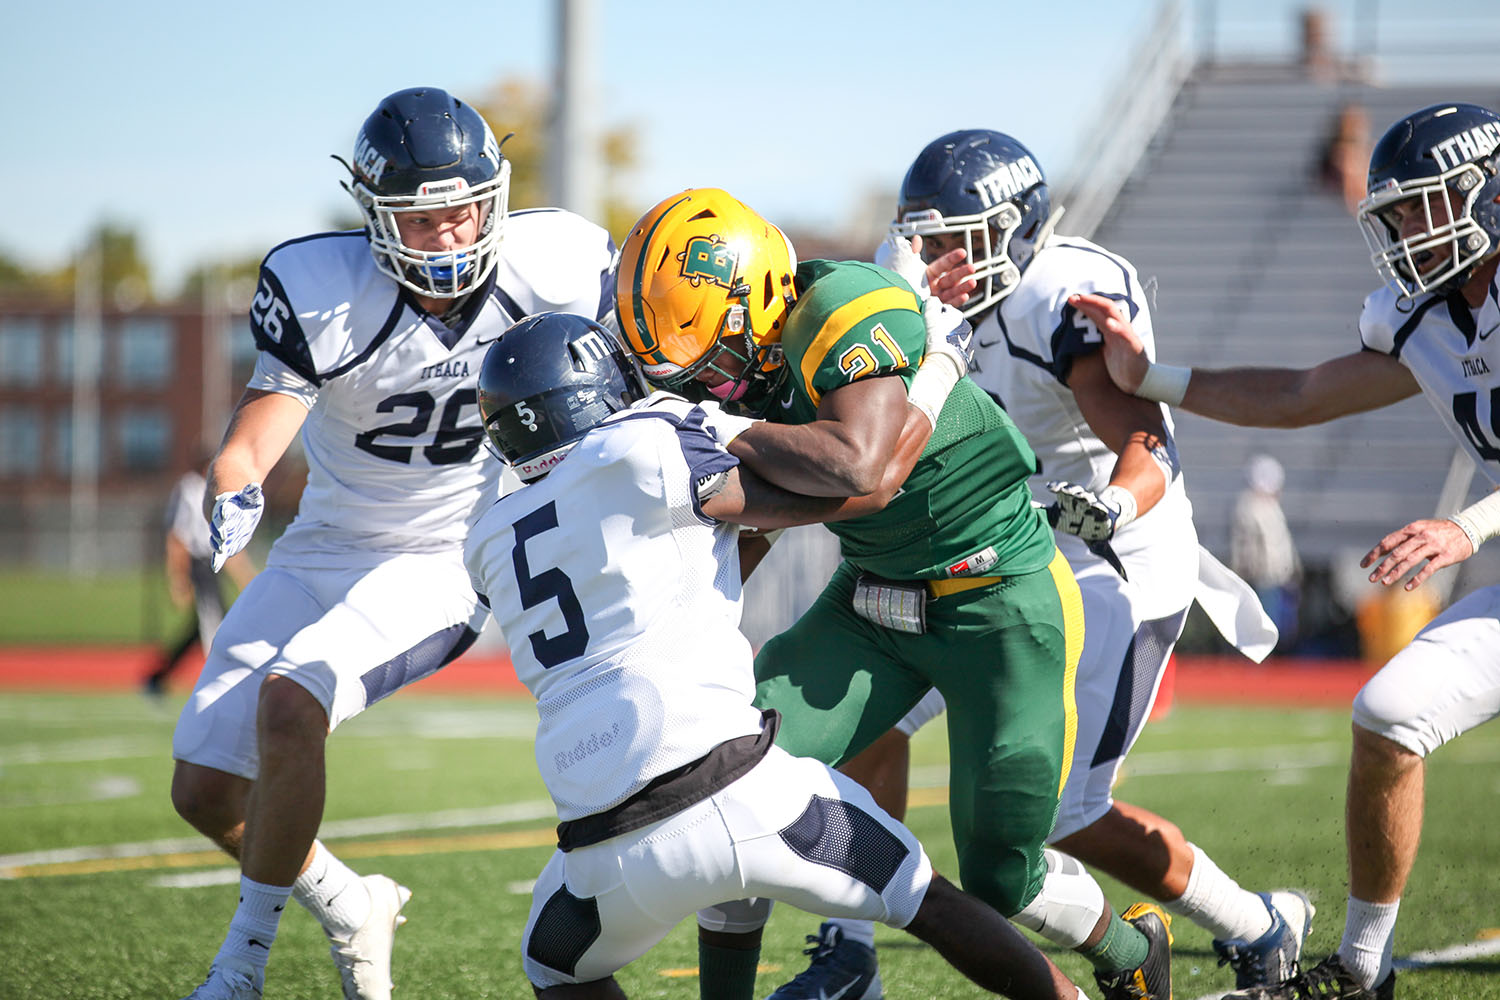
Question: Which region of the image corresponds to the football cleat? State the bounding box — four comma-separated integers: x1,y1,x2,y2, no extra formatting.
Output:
326,874,412,1000
764,921,883,1000
1213,889,1316,989
1223,952,1394,999
1093,902,1173,1000
179,964,263,1000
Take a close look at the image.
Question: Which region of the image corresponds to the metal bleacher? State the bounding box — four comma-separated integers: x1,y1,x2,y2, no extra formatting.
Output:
1078,65,1500,567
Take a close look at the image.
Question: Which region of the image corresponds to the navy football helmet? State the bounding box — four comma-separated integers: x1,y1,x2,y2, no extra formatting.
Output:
339,87,510,299
1357,102,1500,300
478,313,647,481
892,129,1060,318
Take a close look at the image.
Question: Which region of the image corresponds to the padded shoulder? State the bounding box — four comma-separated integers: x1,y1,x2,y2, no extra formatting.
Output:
1358,285,1406,355
251,231,402,385
494,209,618,322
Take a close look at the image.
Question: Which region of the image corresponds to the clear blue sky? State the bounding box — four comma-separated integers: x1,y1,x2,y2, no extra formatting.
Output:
3,0,1495,293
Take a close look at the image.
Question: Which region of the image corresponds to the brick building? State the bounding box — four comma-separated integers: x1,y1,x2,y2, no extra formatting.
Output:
0,293,264,568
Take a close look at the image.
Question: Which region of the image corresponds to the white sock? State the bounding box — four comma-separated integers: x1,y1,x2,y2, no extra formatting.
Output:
1340,896,1399,989
1163,843,1274,942
217,876,292,976
292,840,371,938
828,917,877,950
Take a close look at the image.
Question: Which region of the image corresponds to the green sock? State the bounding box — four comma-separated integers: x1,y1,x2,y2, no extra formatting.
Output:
698,939,760,1000
1083,910,1149,973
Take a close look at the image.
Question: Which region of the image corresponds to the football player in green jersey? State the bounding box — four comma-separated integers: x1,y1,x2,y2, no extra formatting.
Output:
616,188,1172,1000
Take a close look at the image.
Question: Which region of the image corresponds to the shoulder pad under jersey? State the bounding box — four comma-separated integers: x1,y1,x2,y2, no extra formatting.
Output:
493,209,618,324
250,231,402,385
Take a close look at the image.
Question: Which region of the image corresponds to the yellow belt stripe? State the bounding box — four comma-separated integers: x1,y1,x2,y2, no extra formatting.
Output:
925,574,1004,598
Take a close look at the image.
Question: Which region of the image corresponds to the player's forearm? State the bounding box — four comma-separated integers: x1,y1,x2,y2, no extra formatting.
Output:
203,389,308,517
730,422,888,497
1107,434,1170,517
1178,366,1335,428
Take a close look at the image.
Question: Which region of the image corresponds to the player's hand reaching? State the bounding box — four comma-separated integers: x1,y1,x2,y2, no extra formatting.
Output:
209,483,264,573
875,233,974,309
1046,481,1137,542
922,297,974,378
926,247,977,311
1361,517,1474,591
875,233,931,295
1068,293,1150,395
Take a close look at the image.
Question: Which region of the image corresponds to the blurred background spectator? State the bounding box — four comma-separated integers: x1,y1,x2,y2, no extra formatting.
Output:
1316,101,1372,212
1231,455,1302,654
141,455,255,695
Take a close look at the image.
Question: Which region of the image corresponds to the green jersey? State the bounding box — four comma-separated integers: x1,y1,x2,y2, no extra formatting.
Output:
774,259,1054,579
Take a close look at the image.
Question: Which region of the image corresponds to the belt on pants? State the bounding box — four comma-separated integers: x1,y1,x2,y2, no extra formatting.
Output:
925,575,1005,599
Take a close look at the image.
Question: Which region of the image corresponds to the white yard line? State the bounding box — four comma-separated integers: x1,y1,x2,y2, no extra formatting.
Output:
0,800,554,872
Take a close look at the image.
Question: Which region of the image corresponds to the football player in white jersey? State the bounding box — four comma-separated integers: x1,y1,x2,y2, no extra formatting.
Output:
765,129,1308,1000
1073,101,1500,1000
465,310,1091,1000
170,88,617,1000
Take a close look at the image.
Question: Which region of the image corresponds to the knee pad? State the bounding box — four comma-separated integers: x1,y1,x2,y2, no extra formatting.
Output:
1009,849,1107,949
697,897,774,934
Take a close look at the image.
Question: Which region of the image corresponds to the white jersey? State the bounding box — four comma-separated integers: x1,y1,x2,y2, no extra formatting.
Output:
1360,283,1500,489
247,209,616,566
968,235,1199,618
464,395,765,821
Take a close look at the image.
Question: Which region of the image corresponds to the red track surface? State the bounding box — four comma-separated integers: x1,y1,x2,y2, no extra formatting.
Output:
0,646,1377,705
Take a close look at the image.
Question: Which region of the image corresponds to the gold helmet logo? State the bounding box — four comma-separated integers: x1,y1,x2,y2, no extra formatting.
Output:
678,236,738,288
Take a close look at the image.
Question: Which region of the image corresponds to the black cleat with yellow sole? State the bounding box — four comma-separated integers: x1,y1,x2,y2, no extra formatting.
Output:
1224,953,1394,1000
1093,902,1173,1000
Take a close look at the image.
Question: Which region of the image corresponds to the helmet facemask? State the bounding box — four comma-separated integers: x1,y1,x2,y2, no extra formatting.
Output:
892,200,1026,316
647,291,787,410
349,158,511,299
1359,162,1493,300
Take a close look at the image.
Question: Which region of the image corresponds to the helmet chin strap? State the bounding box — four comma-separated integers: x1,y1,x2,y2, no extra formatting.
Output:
1034,206,1066,251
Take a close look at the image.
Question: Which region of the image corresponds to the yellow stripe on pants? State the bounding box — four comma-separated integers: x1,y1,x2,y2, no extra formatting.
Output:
1046,546,1084,797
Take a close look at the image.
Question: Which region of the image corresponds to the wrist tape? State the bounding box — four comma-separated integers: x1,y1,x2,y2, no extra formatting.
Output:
909,352,964,430
1447,489,1500,554
1134,362,1192,407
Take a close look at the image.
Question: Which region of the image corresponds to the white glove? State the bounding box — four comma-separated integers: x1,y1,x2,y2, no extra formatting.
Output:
875,233,930,295
209,482,264,572
696,400,759,447
922,296,974,379
1046,481,1137,542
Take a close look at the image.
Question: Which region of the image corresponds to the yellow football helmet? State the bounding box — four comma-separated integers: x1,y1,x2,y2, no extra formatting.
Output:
616,188,797,407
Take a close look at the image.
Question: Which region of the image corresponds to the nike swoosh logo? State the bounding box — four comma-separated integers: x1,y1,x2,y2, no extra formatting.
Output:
1478,323,1499,341
976,338,1001,349
818,980,862,1000
248,938,269,950
780,390,796,409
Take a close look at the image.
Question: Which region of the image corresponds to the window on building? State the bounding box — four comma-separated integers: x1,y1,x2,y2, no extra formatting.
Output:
117,408,171,472
230,317,259,369
55,319,73,381
116,317,173,387
0,318,44,386
49,411,101,478
0,406,42,474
